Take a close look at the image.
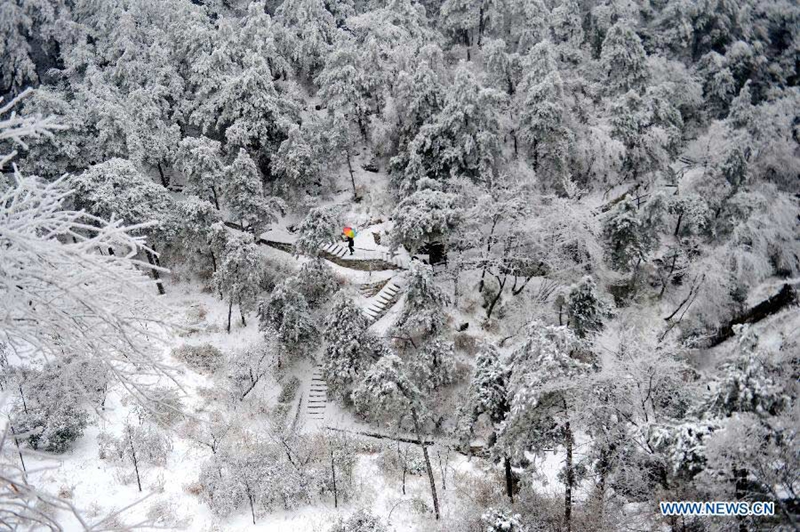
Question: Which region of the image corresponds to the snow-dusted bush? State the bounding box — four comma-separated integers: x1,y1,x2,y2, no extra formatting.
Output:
277,376,301,403
14,401,89,454
172,344,224,374
133,386,185,427
99,419,172,491
481,508,528,532
327,509,387,532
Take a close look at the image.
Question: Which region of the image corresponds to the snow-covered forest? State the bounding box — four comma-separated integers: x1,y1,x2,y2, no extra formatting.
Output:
1,0,798,530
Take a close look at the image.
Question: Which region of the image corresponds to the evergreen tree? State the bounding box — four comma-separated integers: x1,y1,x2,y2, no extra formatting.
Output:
393,262,450,341
294,206,340,257
224,149,282,233
322,291,388,399
214,232,267,333
600,22,649,93
177,136,225,209
271,125,321,196
565,276,611,338
259,277,318,351
390,188,462,253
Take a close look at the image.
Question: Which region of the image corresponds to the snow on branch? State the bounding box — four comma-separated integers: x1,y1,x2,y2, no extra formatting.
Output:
0,88,66,170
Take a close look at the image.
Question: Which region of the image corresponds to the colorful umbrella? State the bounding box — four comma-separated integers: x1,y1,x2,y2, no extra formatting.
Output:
343,226,356,239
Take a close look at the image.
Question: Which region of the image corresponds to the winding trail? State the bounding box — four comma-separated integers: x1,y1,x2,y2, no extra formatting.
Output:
245,225,413,432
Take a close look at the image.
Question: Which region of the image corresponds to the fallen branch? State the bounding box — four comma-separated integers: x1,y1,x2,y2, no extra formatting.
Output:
703,284,797,348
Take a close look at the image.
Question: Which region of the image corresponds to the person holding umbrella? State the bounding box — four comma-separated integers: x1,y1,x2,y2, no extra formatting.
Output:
343,226,356,255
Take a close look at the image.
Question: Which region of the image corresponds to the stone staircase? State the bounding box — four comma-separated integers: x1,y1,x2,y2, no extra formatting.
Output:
307,364,328,422
363,277,405,322
358,279,390,298
319,242,351,259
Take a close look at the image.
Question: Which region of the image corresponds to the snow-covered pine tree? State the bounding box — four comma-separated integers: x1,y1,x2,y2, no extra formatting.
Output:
323,291,388,399
519,71,572,185
294,205,340,257
390,188,462,254
401,66,504,192
295,259,339,306
177,136,226,209
351,354,441,519
600,21,649,94
271,124,321,196
165,197,222,274
602,199,656,272
459,343,517,500
274,0,337,81
393,262,450,341
565,276,611,338
224,149,282,233
259,277,318,352
213,231,267,333
407,339,457,393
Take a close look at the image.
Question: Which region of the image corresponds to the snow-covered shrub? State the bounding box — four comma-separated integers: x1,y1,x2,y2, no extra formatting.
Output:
133,386,185,427
278,376,301,403
11,361,92,453
647,421,717,480
99,420,172,491
172,344,224,373
481,508,528,532
698,351,791,418
15,401,89,454
327,509,387,532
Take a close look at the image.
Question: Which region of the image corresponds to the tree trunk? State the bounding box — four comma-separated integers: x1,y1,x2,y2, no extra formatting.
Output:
705,284,796,347
478,219,498,293
331,448,338,508
129,430,142,492
144,249,165,295
157,162,169,188
226,300,233,333
564,419,574,532
486,274,506,319
246,484,256,524
210,250,217,273
240,301,247,326
211,186,220,210
673,212,684,236
8,423,26,473
411,408,440,520
504,455,514,503
346,150,357,200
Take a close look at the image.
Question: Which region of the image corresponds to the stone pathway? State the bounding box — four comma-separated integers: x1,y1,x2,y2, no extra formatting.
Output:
307,363,328,422
362,275,405,323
